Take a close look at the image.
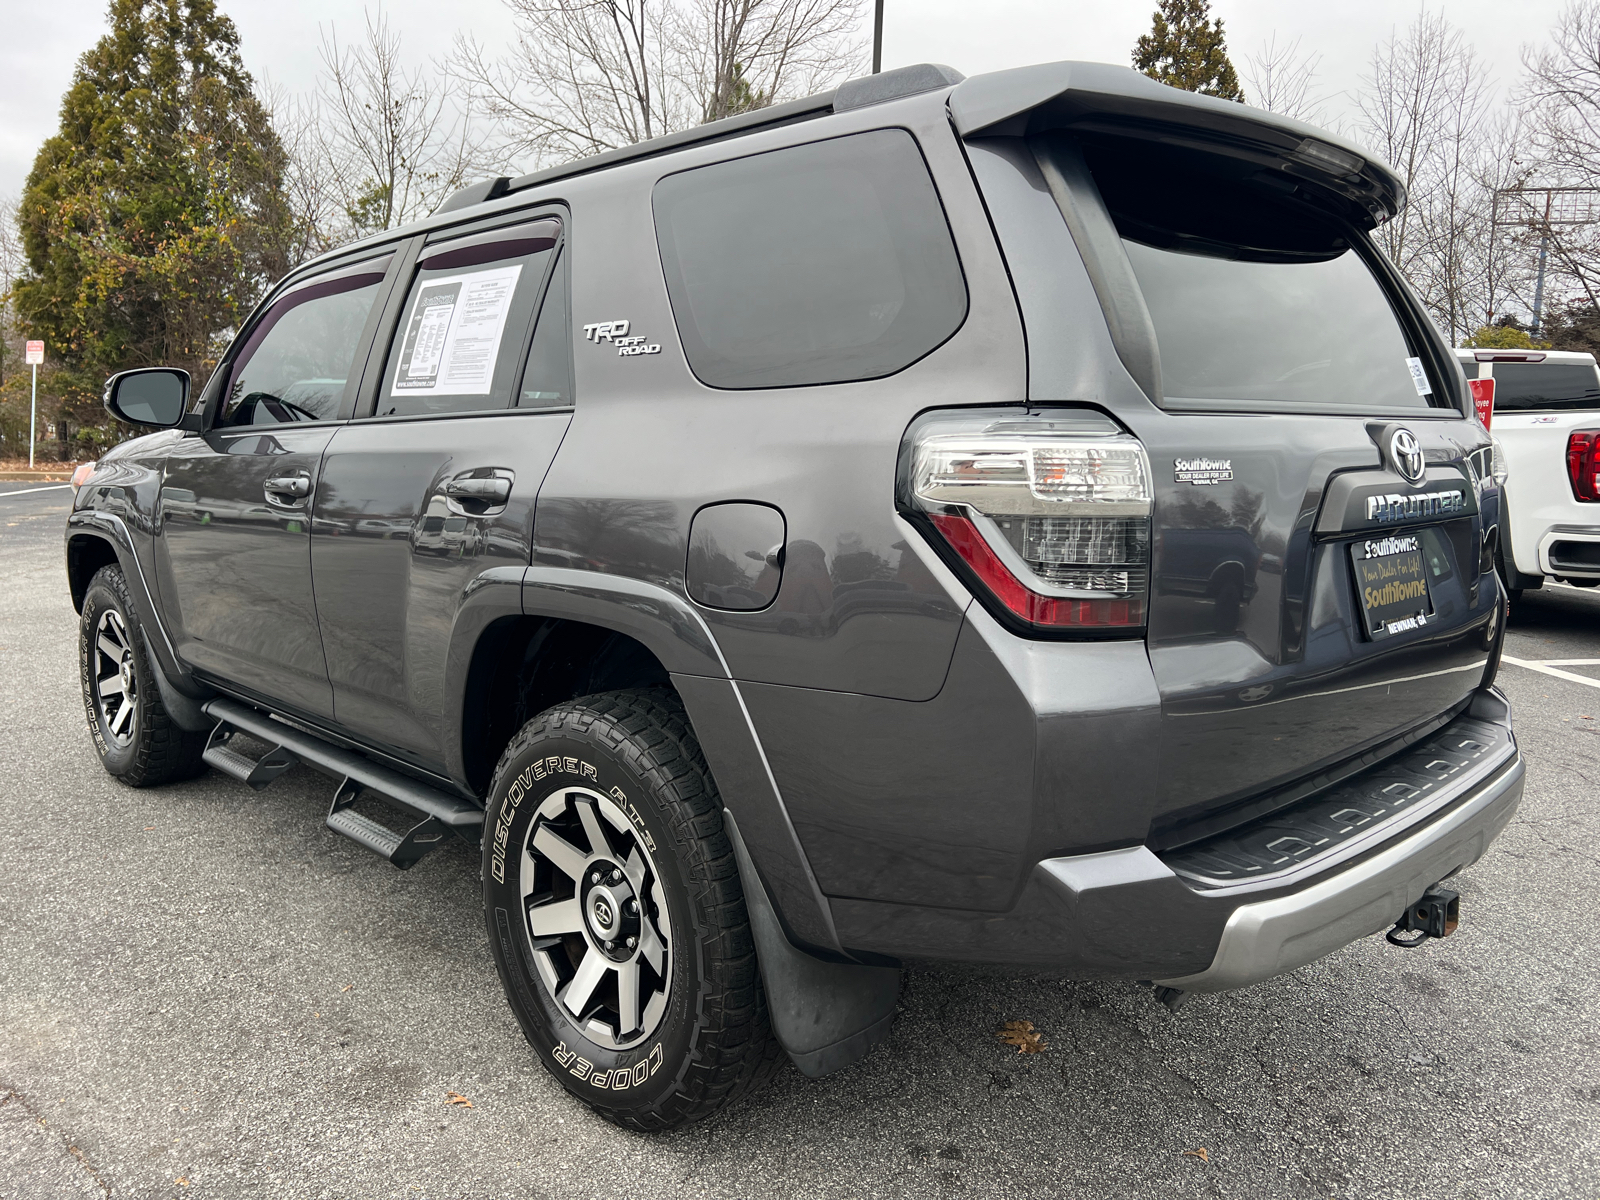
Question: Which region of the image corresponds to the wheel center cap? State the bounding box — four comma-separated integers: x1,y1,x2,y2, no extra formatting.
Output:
118,656,133,691
587,885,622,938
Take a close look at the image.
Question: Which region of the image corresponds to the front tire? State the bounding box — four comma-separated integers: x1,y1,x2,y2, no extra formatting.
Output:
78,565,207,786
483,689,780,1131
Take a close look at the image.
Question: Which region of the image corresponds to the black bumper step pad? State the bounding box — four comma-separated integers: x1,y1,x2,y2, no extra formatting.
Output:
1160,712,1515,888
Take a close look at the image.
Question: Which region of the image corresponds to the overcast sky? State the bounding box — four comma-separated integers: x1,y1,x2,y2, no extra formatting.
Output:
0,0,1572,201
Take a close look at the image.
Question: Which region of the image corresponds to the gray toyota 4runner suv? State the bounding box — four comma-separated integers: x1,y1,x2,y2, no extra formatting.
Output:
67,61,1523,1130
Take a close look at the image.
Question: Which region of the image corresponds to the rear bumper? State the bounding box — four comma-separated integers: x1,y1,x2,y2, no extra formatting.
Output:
1538,525,1600,579
1152,747,1523,993
830,690,1522,988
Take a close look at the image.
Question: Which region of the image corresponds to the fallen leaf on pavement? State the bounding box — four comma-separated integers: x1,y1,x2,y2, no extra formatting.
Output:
1183,1148,1209,1163
340,984,353,992
445,1091,474,1108
176,1178,191,1188
996,1020,1047,1054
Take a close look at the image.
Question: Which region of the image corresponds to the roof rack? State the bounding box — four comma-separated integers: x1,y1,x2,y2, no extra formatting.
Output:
434,62,969,216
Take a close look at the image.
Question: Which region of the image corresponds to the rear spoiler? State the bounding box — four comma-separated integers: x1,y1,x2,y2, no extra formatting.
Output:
948,62,1405,230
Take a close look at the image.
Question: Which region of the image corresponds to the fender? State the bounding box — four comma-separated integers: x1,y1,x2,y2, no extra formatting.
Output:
517,566,847,957
68,515,217,733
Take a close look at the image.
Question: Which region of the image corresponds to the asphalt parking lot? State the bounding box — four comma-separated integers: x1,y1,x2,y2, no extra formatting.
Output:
2,480,1597,1200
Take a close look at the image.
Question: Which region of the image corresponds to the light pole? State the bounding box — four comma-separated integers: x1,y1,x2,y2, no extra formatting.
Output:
872,0,883,74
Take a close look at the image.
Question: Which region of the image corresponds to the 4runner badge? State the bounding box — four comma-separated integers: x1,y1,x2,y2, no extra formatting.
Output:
1174,457,1233,486
583,319,661,357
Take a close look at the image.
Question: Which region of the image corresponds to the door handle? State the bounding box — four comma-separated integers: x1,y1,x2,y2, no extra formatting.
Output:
264,473,312,506
443,472,513,516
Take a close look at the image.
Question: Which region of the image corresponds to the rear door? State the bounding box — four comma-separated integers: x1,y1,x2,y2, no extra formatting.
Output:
969,121,1499,846
310,214,573,772
155,252,395,717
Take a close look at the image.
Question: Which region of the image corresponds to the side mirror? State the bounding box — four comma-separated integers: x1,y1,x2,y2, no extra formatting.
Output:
104,368,191,428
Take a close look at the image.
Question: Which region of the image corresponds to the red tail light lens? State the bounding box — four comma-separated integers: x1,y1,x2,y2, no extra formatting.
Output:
1468,378,1494,429
929,513,1144,626
1568,430,1600,502
908,422,1152,632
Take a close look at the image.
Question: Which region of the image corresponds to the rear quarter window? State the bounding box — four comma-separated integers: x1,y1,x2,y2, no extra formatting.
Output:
652,129,968,389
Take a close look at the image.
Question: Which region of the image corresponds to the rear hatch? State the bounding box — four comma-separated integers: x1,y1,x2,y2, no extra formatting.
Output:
948,63,1500,848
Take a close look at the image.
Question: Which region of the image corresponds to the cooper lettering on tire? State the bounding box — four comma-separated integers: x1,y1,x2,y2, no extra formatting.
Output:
482,689,781,1131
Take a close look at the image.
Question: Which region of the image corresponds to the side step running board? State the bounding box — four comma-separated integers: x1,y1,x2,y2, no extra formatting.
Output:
202,697,484,869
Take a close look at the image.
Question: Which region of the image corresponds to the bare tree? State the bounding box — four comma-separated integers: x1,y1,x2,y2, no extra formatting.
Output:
1355,10,1496,342
1242,34,1321,122
1516,1,1600,318
450,0,866,169
312,9,486,241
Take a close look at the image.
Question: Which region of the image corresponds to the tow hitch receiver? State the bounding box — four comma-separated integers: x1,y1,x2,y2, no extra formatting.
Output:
1386,886,1461,948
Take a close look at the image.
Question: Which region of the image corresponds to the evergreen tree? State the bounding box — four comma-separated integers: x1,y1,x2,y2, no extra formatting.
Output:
1133,0,1246,102
13,0,292,402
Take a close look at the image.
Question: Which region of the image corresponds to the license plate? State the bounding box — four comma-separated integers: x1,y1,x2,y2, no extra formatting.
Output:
1350,534,1433,639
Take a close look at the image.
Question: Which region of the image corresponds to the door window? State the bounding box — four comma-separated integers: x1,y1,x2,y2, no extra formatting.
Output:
376,219,561,417
220,255,392,427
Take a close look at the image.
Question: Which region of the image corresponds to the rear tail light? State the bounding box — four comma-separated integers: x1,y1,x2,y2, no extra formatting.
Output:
907,422,1152,631
1568,431,1600,502
1468,378,1494,429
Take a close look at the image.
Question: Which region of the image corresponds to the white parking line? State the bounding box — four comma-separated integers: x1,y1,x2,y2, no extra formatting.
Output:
1501,655,1600,689
1540,659,1600,666
0,483,72,497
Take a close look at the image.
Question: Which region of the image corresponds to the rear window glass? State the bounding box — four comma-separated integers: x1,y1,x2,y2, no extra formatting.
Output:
653,129,967,389
1487,362,1600,412
1124,242,1432,410
1081,137,1436,413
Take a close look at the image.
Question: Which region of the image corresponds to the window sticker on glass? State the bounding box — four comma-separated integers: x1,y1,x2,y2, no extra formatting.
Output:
391,264,522,397
1405,356,1433,396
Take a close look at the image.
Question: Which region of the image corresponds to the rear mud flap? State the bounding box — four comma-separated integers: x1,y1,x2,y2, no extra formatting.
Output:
724,811,902,1077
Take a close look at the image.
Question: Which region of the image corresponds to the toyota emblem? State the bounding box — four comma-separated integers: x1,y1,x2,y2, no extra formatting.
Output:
1389,428,1425,485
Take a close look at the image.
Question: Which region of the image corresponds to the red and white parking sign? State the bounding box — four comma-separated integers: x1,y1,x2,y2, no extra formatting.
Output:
24,340,43,365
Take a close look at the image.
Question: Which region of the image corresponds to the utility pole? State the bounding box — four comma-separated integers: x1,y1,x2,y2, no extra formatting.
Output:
872,0,884,74
1532,191,1553,338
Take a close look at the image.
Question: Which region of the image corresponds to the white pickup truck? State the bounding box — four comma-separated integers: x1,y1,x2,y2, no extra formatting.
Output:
1458,348,1600,598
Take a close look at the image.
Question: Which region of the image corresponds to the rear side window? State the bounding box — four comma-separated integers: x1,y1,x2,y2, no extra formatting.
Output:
377,219,560,417
1489,362,1600,412
653,129,967,389
1080,138,1437,413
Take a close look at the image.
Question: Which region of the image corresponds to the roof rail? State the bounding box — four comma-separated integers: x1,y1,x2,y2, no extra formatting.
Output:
432,63,971,216
498,91,836,201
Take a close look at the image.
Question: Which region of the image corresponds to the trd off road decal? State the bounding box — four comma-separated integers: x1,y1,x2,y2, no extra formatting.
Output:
490,757,659,885
583,319,660,356
553,1041,665,1090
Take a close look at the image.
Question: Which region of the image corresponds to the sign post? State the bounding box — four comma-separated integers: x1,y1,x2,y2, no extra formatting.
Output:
24,341,43,469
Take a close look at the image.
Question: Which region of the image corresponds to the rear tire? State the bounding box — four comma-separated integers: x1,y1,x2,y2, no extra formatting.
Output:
483,688,781,1131
79,565,207,786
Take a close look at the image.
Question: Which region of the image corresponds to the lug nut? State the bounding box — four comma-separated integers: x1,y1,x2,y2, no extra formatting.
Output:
591,871,601,884
610,869,622,884
625,899,638,915
626,936,637,949
604,940,615,950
